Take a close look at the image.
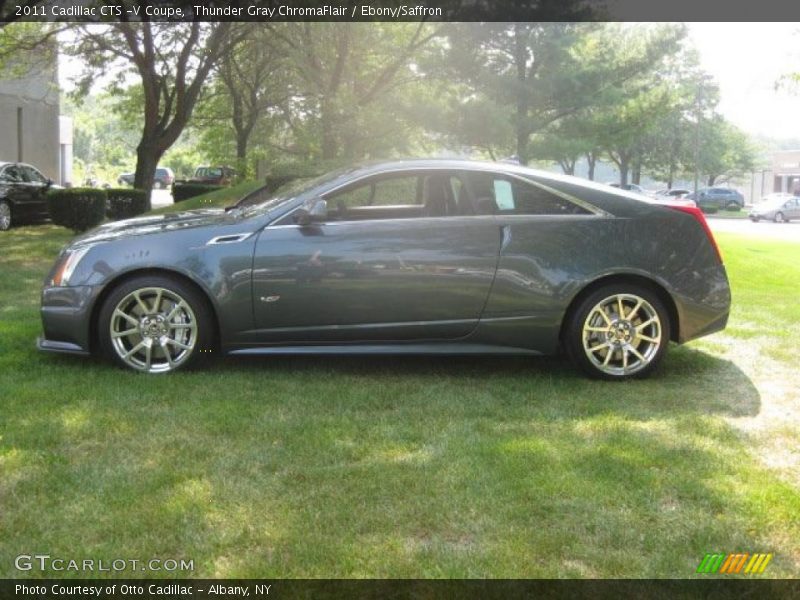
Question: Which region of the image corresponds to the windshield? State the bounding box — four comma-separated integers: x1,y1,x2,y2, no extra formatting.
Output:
232,165,361,214
759,195,790,206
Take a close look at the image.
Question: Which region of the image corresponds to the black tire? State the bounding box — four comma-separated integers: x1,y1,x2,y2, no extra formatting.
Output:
97,274,215,373
774,212,786,223
0,200,12,231
725,201,741,211
564,283,671,380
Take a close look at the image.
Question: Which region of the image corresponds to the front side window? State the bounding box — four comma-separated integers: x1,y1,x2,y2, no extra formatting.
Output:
21,165,47,184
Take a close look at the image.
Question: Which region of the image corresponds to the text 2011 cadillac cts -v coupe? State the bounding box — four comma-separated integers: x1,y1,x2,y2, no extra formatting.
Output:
38,159,730,379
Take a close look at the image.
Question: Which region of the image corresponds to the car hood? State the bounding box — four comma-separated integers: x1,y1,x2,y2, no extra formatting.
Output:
70,209,236,246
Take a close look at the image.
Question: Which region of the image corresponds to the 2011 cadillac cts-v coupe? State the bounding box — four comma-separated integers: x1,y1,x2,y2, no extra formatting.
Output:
38,160,731,379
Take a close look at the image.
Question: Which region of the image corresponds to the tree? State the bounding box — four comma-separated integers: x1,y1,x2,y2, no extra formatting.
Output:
266,23,441,161
697,116,758,186
65,22,237,194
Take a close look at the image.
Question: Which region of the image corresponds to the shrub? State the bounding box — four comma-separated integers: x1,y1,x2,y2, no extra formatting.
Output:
106,188,150,221
46,188,107,233
172,183,224,203
263,160,350,193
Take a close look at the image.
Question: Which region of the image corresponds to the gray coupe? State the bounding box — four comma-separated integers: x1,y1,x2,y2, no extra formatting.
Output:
38,159,731,379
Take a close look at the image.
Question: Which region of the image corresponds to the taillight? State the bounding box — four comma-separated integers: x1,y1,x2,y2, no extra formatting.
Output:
667,204,723,263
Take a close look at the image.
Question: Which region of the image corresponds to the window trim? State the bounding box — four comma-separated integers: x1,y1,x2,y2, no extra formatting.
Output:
266,167,609,229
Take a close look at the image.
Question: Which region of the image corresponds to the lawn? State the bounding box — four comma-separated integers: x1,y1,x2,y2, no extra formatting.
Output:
1,223,799,578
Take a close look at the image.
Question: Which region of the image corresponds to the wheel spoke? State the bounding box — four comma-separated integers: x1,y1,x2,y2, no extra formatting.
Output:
151,288,163,313
603,347,614,366
622,347,629,370
133,291,150,313
169,322,194,330
617,295,625,319
114,309,139,327
165,302,186,321
167,338,191,351
637,333,659,344
161,339,176,367
627,298,643,321
628,344,646,363
122,340,145,360
143,343,152,371
585,326,610,334
636,317,657,330
588,342,611,354
112,327,138,339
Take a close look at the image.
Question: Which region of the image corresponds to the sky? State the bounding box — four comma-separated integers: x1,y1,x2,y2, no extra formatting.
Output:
57,23,800,141
687,22,800,140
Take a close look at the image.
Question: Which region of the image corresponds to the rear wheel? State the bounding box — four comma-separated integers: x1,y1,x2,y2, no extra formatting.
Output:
565,284,671,380
98,275,214,373
725,201,741,211
0,200,12,231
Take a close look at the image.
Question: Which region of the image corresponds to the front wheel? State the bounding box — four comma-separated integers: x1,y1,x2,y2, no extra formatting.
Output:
98,275,215,373
774,212,786,223
564,284,671,380
0,200,12,231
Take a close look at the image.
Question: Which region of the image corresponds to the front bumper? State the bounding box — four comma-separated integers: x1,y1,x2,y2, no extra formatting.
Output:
38,285,99,355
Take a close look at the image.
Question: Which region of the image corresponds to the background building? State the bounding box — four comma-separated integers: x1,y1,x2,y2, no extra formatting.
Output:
0,44,72,185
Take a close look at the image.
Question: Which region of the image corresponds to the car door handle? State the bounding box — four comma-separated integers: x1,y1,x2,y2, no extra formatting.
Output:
500,225,511,252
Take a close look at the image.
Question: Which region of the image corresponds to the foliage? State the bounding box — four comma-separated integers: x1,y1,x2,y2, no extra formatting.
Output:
46,188,106,232
64,22,236,193
106,188,149,221
172,183,224,203
263,160,350,192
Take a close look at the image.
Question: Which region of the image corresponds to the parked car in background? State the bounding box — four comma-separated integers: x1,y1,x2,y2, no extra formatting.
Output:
189,166,236,186
655,188,691,199
749,193,800,222
607,182,652,196
117,167,175,189
0,161,57,231
684,187,745,212
38,159,730,380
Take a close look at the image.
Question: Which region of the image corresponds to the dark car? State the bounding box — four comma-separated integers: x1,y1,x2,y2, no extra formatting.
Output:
189,166,236,186
117,167,175,189
0,161,56,231
684,187,745,212
38,159,730,380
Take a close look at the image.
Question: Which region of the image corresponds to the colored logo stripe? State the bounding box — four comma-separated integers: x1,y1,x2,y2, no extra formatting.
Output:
697,553,772,574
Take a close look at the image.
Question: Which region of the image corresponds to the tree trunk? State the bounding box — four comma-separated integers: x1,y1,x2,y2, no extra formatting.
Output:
707,175,716,186
559,159,575,175
586,152,596,181
513,24,530,165
619,159,629,186
320,98,337,160
631,162,641,185
133,140,161,198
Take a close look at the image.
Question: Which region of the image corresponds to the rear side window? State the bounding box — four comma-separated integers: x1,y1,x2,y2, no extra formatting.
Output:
462,172,590,216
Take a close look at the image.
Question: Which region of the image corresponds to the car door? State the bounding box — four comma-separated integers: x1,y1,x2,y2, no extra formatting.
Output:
249,170,502,343
19,165,50,219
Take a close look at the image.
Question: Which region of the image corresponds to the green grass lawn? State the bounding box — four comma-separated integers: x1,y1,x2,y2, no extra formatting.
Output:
1,224,799,578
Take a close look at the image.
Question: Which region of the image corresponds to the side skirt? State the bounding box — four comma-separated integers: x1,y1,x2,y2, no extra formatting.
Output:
227,343,542,357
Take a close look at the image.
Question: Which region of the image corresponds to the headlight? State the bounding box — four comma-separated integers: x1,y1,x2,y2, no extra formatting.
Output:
50,246,92,287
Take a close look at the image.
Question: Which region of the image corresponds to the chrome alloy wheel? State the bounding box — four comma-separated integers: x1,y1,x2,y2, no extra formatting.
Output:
581,293,662,377
0,201,11,230
109,287,198,373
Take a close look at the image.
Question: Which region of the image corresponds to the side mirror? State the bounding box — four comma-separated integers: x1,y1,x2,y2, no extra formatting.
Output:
45,178,53,189
295,198,328,226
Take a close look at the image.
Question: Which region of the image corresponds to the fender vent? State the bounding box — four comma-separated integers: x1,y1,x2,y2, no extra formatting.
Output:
206,233,252,245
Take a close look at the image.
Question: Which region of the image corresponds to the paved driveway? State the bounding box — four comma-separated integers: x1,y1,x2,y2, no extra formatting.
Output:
707,216,800,243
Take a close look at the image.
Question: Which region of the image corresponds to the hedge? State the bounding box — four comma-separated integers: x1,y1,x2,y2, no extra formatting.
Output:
46,188,107,233
172,183,224,203
106,188,150,221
